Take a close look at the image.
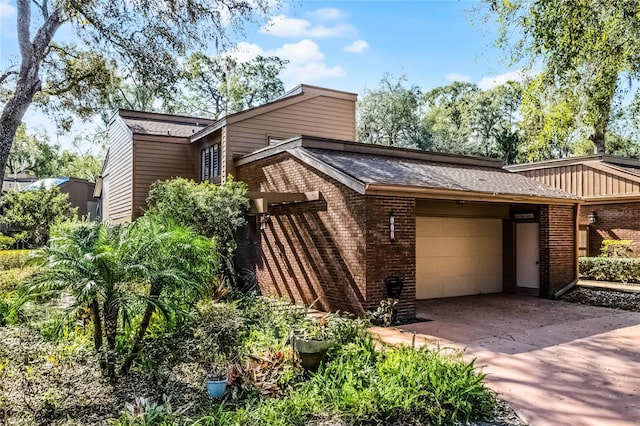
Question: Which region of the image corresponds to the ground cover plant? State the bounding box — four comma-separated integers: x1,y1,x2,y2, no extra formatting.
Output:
0,186,501,425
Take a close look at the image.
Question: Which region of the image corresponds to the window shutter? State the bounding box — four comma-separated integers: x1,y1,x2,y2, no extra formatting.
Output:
213,145,220,177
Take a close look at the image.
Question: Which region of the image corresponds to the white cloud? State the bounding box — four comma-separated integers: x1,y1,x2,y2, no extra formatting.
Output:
282,62,346,84
0,0,16,20
344,40,369,54
445,73,471,83
223,39,346,86
477,70,528,90
271,39,324,64
308,8,344,21
226,42,264,62
260,14,352,38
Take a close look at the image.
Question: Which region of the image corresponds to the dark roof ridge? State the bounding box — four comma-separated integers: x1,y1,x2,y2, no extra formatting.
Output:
237,135,504,169
115,109,214,126
506,154,640,171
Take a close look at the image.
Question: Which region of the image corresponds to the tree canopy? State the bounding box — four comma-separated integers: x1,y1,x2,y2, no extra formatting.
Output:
0,0,281,185
483,0,640,154
357,74,430,149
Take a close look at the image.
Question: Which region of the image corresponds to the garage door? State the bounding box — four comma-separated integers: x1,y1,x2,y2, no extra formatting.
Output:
416,217,503,299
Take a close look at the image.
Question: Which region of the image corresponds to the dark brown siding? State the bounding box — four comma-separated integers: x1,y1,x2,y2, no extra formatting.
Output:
520,164,640,198
132,136,195,219
540,205,577,296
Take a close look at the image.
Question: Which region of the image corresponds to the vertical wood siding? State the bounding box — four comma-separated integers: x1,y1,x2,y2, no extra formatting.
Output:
225,95,356,177
132,136,195,219
520,164,640,197
104,119,134,223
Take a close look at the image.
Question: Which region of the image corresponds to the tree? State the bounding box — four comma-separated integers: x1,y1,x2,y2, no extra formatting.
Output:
0,186,77,247
357,74,429,148
484,0,640,153
178,54,288,118
29,219,217,379
6,126,105,180
519,75,581,161
422,81,523,161
5,124,58,176
0,0,281,187
423,82,478,153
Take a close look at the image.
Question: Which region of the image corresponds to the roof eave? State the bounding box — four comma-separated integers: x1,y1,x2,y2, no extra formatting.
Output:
364,184,582,205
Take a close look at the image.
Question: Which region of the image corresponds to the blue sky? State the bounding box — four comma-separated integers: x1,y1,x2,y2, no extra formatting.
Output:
0,0,524,147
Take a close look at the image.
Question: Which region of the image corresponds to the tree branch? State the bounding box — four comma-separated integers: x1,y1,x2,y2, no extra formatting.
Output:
0,70,18,86
32,7,64,61
16,0,31,61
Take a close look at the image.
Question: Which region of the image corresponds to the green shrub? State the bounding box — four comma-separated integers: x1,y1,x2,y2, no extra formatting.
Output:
0,187,77,247
600,239,634,258
145,177,250,287
244,339,494,426
579,257,640,283
0,250,33,271
0,234,15,250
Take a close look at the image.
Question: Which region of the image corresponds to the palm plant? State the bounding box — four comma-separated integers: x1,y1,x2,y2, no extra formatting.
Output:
120,215,218,374
27,217,218,379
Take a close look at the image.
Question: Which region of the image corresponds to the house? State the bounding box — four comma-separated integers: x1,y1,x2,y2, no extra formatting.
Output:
24,177,98,219
2,172,38,192
507,155,640,257
98,84,580,319
98,85,355,222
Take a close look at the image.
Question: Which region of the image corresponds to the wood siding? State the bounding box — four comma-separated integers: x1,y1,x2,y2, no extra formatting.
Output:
520,164,640,198
225,94,356,177
132,136,195,219
104,118,134,223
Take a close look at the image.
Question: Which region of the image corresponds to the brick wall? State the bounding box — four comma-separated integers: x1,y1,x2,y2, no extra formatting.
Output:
540,205,577,297
365,196,416,320
236,153,368,315
236,154,419,319
578,203,640,256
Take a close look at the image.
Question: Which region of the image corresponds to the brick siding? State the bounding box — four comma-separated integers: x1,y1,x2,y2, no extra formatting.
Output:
540,205,577,296
365,196,416,320
236,153,417,319
578,203,640,256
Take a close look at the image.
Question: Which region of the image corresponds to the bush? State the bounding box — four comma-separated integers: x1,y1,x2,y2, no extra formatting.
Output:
600,239,634,258
145,177,250,287
0,187,77,247
579,257,640,283
0,234,15,250
0,250,33,271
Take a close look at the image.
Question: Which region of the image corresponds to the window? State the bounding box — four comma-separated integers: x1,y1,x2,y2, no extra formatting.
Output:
201,145,220,180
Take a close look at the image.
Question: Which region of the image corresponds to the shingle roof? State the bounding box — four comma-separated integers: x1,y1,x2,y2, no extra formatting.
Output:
121,117,207,137
302,148,579,200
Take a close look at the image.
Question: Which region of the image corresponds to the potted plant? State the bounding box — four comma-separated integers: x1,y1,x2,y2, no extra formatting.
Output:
291,315,336,371
205,356,229,399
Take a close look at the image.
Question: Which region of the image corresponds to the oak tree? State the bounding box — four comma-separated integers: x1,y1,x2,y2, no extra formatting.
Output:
0,0,280,185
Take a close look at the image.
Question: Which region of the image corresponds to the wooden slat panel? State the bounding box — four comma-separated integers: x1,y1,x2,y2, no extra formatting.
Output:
227,95,356,159
104,119,133,221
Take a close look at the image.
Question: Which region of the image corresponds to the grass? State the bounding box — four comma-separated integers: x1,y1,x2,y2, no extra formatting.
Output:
0,265,496,426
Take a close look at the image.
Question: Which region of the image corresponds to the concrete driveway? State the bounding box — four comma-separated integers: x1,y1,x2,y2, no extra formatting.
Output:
373,294,640,426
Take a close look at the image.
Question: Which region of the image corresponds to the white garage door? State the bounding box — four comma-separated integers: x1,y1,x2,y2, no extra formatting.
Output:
416,217,503,299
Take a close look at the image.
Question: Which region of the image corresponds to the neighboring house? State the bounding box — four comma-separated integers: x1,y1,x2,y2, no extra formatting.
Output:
99,84,580,319
2,172,38,192
24,177,98,219
507,155,640,257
